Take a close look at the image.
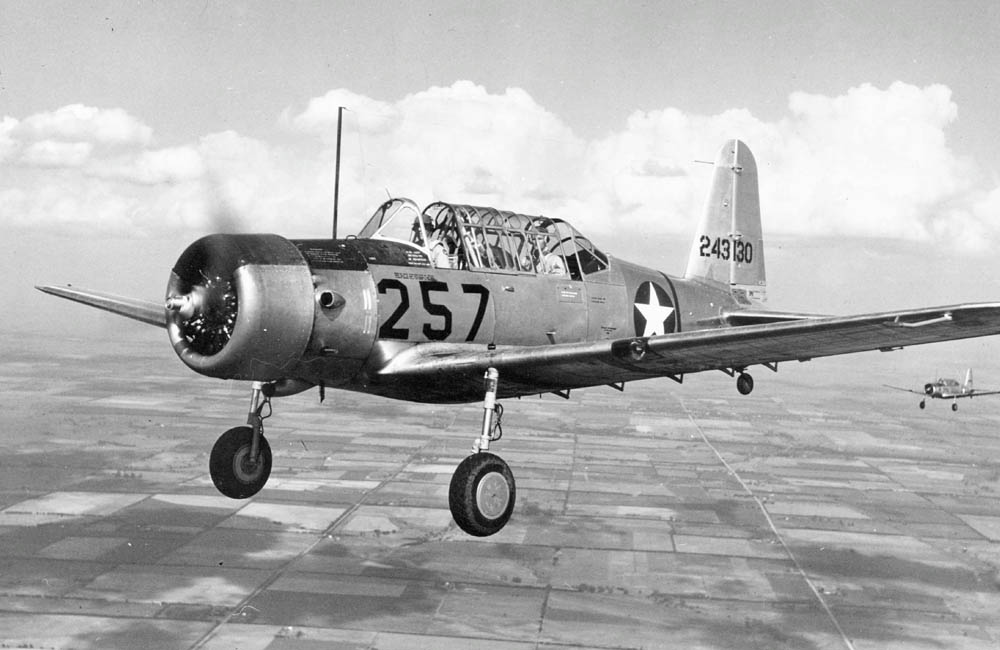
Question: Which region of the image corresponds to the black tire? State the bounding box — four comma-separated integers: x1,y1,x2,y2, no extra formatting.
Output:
449,452,515,537
736,373,754,395
952,403,958,412
919,400,926,410
210,426,272,499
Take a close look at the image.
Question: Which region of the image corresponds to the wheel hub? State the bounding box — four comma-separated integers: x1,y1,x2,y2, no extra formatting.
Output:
233,445,263,483
476,471,510,520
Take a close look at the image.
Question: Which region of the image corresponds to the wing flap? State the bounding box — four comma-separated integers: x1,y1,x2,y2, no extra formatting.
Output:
722,309,826,326
36,285,166,328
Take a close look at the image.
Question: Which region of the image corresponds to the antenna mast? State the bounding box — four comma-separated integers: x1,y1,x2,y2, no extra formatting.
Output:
332,106,344,239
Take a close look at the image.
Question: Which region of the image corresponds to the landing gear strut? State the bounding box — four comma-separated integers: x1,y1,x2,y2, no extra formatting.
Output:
449,368,516,536
210,381,273,499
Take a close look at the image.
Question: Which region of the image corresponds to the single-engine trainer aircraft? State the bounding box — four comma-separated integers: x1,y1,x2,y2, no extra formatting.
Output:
38,140,1000,536
885,369,1000,411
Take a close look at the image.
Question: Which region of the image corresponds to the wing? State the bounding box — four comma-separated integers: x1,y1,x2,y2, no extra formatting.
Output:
376,304,1000,401
883,385,927,396
963,390,1000,398
36,285,166,328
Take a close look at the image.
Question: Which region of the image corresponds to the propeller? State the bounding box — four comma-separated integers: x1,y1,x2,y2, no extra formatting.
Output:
165,233,316,381
166,238,241,357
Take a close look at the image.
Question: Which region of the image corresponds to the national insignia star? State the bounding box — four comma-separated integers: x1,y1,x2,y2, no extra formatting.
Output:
634,288,674,336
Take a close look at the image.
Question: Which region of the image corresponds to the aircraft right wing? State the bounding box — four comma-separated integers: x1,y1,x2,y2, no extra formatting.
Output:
375,303,1000,401
883,385,927,396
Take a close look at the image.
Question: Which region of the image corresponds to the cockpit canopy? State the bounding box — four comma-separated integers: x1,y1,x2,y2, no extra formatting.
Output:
357,198,608,280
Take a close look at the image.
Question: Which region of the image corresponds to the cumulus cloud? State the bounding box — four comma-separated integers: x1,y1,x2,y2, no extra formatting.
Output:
15,104,153,147
2,83,999,251
21,140,94,168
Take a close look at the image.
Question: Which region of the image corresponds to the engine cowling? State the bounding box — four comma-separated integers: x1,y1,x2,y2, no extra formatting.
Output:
166,234,315,381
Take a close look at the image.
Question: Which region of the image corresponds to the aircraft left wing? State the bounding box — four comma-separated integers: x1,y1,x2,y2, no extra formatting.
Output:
962,389,1000,398
36,285,166,328
376,304,1000,401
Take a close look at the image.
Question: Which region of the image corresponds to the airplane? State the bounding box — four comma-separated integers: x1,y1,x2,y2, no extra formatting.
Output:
37,139,1000,537
885,369,1000,411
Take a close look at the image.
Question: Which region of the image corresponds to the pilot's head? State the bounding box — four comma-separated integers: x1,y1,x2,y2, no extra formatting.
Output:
412,215,434,243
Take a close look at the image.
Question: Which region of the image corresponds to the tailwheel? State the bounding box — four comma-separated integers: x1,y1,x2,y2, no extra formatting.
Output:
209,425,272,498
736,372,754,395
449,452,515,537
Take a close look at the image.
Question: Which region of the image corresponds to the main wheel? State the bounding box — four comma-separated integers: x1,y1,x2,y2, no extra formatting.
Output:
210,426,272,499
952,403,958,412
919,400,926,409
449,452,515,537
736,372,754,395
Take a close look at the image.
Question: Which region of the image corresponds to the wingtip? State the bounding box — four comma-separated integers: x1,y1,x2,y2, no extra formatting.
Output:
35,284,70,296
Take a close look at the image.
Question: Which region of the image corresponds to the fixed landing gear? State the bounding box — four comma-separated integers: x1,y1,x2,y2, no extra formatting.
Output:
919,400,926,409
210,381,273,499
449,368,516,536
736,372,754,395
952,402,958,412
450,452,515,537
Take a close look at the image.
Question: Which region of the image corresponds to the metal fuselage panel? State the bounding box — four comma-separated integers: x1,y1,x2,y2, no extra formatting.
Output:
288,238,746,401
295,268,378,387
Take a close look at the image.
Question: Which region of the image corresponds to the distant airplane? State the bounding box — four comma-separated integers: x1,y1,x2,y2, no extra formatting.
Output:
37,140,1000,536
885,369,1000,411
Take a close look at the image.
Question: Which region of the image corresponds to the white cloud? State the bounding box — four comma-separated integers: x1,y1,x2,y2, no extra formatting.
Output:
0,116,19,163
763,82,972,239
283,88,399,140
21,140,94,168
15,104,153,147
2,83,999,252
129,146,206,185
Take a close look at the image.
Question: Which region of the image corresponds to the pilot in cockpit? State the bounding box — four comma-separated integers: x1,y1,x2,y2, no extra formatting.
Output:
532,234,566,275
414,215,454,268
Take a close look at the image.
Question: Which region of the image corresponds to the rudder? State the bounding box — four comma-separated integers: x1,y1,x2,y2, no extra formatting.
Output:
684,139,766,304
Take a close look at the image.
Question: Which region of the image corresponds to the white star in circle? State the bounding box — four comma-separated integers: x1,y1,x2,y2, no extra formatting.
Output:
635,287,675,337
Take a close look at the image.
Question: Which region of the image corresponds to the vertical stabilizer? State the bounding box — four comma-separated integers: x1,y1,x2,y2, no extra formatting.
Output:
684,139,766,304
965,368,973,390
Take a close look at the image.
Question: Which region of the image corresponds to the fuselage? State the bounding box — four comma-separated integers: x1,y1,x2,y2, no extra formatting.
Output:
290,236,742,402
924,378,970,398
164,199,756,403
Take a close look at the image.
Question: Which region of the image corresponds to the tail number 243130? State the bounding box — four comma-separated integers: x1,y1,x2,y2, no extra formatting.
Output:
698,235,753,263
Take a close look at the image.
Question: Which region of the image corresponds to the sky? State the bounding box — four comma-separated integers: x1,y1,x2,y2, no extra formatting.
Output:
4,0,1000,355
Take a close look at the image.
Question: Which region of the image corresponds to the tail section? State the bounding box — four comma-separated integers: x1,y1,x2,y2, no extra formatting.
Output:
965,368,973,390
684,139,766,304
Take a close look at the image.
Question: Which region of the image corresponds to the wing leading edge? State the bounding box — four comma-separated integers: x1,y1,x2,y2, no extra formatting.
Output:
375,304,1000,401
36,285,166,328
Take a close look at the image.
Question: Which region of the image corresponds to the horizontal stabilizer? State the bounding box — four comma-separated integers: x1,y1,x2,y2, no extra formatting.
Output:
36,285,166,328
